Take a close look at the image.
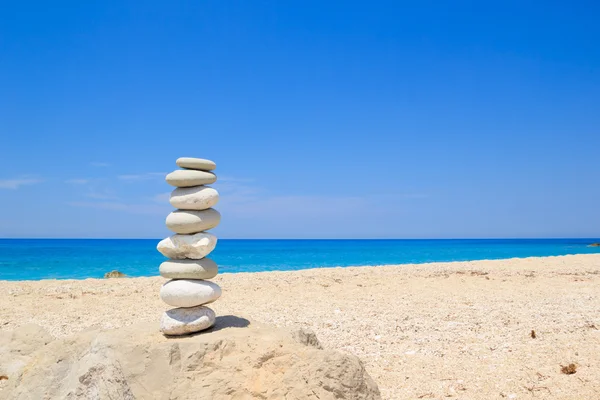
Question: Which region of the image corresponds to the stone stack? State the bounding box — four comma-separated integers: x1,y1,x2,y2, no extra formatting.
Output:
156,157,222,336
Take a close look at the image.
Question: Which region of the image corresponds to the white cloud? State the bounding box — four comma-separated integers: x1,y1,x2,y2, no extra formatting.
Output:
215,178,366,217
217,180,261,202
152,192,171,204
84,191,119,200
118,172,166,181
215,177,428,219
90,162,110,167
0,178,42,190
67,201,168,215
64,178,119,200
218,176,255,183
221,194,367,217
65,179,89,185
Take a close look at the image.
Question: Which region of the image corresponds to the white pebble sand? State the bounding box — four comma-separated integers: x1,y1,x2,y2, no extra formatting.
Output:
2,254,600,399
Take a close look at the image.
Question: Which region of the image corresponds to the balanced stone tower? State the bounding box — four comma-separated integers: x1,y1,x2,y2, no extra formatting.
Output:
157,157,222,335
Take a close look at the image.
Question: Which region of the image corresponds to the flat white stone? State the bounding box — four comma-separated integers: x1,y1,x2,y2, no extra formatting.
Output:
160,279,222,308
161,305,216,335
157,233,217,259
170,186,219,211
166,170,217,187
176,157,216,172
166,209,221,234
160,258,218,280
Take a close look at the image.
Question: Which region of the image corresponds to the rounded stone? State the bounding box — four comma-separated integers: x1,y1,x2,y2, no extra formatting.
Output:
161,306,216,336
160,258,218,280
160,279,222,308
157,233,217,259
176,157,216,172
170,186,219,211
166,209,221,234
166,170,217,187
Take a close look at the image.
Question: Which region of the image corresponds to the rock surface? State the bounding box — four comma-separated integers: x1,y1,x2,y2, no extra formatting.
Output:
166,170,217,187
160,305,216,335
160,259,218,279
166,209,221,234
0,321,380,400
157,233,217,259
176,157,217,171
160,279,222,307
170,186,219,210
0,324,53,380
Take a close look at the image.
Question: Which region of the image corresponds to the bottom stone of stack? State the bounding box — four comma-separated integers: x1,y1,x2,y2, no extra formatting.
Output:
161,305,216,336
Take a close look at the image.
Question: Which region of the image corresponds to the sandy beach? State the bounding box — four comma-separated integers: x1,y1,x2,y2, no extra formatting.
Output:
2,254,600,399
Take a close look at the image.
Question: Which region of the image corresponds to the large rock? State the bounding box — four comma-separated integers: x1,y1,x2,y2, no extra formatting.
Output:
157,233,217,259
166,170,217,187
170,186,219,211
160,258,218,280
176,157,217,171
0,320,381,400
160,279,222,307
166,209,221,234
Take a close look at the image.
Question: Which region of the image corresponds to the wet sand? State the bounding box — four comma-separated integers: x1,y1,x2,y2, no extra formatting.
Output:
2,254,600,399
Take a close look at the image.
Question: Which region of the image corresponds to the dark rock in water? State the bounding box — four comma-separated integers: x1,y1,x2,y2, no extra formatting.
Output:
588,243,600,247
104,270,126,278
0,319,381,400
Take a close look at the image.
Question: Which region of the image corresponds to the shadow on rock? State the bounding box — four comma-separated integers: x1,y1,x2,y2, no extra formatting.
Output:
211,315,251,331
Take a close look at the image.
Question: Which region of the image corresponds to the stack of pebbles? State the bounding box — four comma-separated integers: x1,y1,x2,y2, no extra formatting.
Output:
157,157,222,336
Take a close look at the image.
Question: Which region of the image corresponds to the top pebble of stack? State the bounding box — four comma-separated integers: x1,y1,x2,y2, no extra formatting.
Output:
176,157,216,171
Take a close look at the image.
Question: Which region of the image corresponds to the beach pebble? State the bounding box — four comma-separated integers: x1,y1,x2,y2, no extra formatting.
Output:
160,279,222,308
176,157,216,172
157,233,217,259
170,186,219,211
160,305,216,335
166,170,217,187
166,209,221,234
160,258,218,280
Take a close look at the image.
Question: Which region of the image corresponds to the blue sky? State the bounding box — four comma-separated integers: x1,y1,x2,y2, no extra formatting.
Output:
1,1,599,239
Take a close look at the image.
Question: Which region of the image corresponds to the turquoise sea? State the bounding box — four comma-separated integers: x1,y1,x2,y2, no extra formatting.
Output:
0,239,599,281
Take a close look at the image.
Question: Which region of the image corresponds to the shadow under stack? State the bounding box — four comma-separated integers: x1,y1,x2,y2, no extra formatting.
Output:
156,157,222,336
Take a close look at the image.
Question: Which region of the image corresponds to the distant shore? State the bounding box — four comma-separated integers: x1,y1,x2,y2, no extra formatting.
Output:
2,254,600,399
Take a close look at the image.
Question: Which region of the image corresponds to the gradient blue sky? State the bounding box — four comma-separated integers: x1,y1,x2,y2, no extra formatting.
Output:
1,1,599,239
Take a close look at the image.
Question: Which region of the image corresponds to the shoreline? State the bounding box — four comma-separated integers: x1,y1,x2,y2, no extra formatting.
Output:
2,254,600,399
2,252,600,282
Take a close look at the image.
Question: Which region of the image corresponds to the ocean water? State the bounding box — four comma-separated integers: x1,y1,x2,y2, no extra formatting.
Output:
0,238,599,281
